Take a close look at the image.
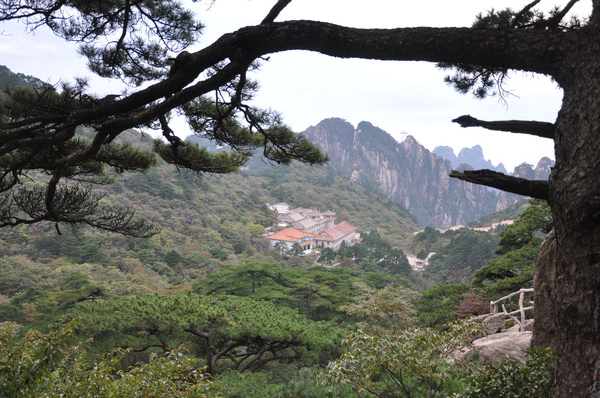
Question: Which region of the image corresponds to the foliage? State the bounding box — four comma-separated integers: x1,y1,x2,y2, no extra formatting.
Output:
332,230,412,276
268,366,360,398
416,283,473,328
322,320,481,398
341,282,420,335
494,199,552,256
456,348,555,398
410,226,443,254
425,228,499,284
213,370,281,398
472,199,552,298
0,319,76,397
319,247,336,263
34,232,111,265
72,292,342,375
195,262,360,323
0,319,216,398
454,290,490,318
214,366,360,398
416,248,429,260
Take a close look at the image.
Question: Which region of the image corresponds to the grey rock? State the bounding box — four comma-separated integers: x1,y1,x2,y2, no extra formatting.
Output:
532,230,557,350
472,331,532,364
483,313,507,334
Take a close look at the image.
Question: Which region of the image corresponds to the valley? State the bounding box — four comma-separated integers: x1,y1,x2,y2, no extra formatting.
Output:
0,64,553,396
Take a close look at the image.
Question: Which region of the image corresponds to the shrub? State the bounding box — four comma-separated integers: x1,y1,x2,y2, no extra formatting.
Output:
456,348,555,397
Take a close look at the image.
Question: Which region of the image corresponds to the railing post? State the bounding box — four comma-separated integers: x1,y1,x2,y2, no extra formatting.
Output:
488,288,533,327
519,290,526,331
490,301,498,314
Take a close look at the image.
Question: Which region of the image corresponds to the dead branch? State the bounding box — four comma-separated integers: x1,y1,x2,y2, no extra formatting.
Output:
452,115,554,139
450,169,549,199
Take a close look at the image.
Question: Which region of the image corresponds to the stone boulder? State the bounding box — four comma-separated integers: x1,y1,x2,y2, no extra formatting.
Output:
482,313,508,334
472,331,532,364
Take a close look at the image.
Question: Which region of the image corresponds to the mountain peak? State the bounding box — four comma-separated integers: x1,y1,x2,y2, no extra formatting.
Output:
303,120,509,228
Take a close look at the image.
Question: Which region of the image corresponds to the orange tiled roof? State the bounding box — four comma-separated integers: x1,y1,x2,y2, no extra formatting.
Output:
266,227,316,242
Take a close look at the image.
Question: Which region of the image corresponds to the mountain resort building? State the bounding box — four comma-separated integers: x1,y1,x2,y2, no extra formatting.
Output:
266,227,316,252
314,221,359,251
265,204,359,254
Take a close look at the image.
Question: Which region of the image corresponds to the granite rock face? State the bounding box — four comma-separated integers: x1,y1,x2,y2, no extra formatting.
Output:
531,230,557,350
303,118,505,228
472,331,532,364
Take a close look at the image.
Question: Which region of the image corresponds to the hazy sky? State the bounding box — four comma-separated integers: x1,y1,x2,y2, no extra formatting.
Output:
1,0,590,170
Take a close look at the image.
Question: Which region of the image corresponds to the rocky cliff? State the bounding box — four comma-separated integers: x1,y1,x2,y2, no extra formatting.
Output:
302,118,503,228
494,157,554,211
434,144,508,174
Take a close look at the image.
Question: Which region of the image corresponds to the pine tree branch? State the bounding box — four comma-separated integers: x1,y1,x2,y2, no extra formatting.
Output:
511,0,542,28
545,0,581,30
452,115,554,139
261,0,293,24
449,169,549,199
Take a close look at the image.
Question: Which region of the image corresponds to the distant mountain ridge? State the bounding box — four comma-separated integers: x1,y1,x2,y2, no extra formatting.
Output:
0,65,50,95
433,145,554,177
433,145,508,174
301,118,552,229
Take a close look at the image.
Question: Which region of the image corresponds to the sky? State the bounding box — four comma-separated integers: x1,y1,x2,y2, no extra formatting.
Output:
1,0,591,171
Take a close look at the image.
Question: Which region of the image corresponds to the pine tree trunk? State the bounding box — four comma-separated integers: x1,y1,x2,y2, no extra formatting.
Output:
550,28,600,394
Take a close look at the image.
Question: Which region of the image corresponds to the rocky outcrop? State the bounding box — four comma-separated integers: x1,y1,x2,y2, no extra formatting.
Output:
456,311,534,364
472,331,532,364
531,230,557,350
303,118,502,228
482,313,509,334
494,158,554,212
534,157,554,180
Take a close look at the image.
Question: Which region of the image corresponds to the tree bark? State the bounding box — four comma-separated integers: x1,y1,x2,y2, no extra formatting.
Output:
547,26,600,394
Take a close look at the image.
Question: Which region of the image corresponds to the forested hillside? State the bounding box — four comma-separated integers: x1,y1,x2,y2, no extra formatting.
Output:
0,126,422,289
0,64,554,397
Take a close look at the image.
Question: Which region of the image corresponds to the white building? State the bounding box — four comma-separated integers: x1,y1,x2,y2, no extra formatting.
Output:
314,221,358,251
265,227,316,252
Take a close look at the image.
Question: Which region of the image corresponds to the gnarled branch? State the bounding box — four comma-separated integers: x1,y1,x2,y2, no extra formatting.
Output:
452,115,554,139
450,169,549,199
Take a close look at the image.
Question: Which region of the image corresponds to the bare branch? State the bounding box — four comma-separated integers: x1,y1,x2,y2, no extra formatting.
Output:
452,114,554,139
450,169,549,199
261,0,293,24
511,0,543,28
545,0,581,30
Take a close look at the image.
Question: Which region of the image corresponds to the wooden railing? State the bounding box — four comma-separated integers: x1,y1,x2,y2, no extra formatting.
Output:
490,288,534,332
